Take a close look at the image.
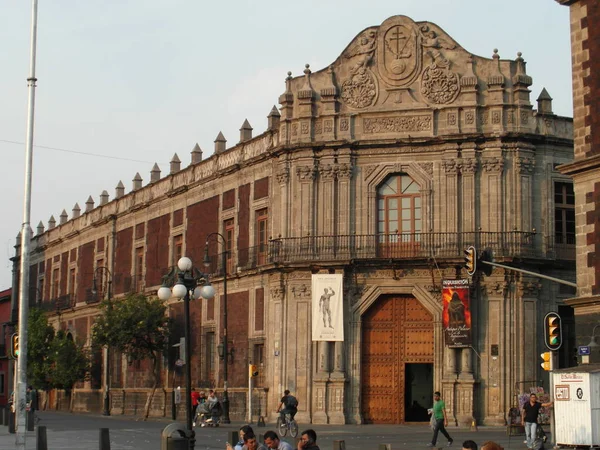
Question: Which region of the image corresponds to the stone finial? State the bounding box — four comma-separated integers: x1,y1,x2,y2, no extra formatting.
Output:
36,221,44,235
487,49,505,86
132,172,143,191
48,215,56,229
214,132,227,154
537,88,553,114
278,71,295,119
460,54,478,89
239,119,253,143
85,195,95,212
100,190,109,205
268,105,281,130
513,52,533,86
59,209,68,225
15,231,21,247
72,203,81,219
320,66,338,98
170,154,181,174
115,181,125,199
150,163,161,183
298,64,314,99
191,143,203,164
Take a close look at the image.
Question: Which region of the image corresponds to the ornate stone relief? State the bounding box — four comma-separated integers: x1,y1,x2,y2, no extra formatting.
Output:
291,284,311,298
324,119,333,133
296,165,316,181
516,156,535,174
442,159,458,174
363,165,378,180
315,121,323,135
271,286,284,300
482,157,504,173
420,60,460,105
340,118,349,131
462,158,478,174
319,164,336,180
419,162,433,176
276,168,289,185
340,30,378,109
337,163,353,180
377,16,422,87
517,281,542,298
363,115,432,134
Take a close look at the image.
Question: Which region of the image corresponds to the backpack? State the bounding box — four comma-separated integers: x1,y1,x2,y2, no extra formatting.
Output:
287,395,298,408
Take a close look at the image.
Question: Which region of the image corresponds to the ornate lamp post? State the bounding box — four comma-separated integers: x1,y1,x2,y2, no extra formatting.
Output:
158,257,214,449
91,267,112,416
203,232,231,424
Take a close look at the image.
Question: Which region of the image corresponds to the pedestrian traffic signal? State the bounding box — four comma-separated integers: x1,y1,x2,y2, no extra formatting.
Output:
544,312,562,351
464,246,476,276
10,333,19,359
249,364,259,378
540,352,552,371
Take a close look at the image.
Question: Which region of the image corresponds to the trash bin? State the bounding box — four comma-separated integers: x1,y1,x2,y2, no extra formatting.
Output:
161,422,190,450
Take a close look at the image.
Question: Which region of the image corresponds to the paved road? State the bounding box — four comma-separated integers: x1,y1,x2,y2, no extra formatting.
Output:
0,412,535,450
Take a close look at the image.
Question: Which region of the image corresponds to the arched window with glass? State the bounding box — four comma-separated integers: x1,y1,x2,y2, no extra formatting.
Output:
377,174,422,255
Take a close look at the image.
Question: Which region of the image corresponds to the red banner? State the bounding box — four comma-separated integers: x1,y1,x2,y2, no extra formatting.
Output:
442,279,472,347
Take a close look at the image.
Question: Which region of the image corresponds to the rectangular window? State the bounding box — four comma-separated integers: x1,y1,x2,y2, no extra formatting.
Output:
172,235,183,266
554,182,575,245
135,247,144,292
52,268,60,299
206,332,215,383
253,343,265,386
224,219,234,274
256,209,268,265
37,278,44,304
69,268,76,299
0,373,4,395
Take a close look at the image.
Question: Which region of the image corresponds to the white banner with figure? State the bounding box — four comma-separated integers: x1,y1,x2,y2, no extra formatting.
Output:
311,274,344,341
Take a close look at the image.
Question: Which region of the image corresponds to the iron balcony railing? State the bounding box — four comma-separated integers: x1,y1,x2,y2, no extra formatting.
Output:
203,231,574,276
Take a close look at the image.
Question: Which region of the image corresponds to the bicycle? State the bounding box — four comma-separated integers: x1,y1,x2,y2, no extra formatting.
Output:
276,412,298,438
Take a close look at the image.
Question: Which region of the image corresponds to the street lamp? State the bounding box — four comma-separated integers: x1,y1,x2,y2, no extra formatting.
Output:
587,325,600,348
91,267,112,416
203,233,231,424
158,257,214,448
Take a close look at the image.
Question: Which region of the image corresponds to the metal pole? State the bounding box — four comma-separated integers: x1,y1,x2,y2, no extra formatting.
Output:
481,261,577,288
221,248,231,423
183,289,195,449
16,0,39,448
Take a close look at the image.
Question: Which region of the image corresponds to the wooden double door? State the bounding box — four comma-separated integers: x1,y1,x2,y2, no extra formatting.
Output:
361,295,434,423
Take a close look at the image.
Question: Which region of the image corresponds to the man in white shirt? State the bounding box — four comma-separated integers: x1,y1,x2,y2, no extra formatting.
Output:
264,430,293,450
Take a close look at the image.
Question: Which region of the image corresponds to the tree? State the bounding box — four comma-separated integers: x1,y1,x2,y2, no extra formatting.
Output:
27,308,55,390
92,293,172,419
46,330,89,391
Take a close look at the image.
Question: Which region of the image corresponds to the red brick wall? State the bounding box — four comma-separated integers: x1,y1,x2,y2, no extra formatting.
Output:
43,258,52,303
583,0,600,157
238,184,250,266
145,214,170,287
77,242,94,303
255,288,264,331
28,264,37,303
186,196,219,264
254,177,269,200
135,223,145,240
226,290,249,388
114,227,133,295
222,189,235,210
173,209,183,227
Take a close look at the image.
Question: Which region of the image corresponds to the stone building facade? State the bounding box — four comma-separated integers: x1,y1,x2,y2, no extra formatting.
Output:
13,15,575,424
556,0,600,363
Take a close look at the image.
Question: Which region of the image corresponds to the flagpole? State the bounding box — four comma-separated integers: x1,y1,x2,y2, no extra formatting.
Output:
16,0,39,448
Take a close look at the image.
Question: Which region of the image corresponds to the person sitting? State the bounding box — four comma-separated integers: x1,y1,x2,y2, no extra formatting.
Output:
241,431,268,450
462,441,478,450
297,429,320,450
264,430,293,450
226,425,254,450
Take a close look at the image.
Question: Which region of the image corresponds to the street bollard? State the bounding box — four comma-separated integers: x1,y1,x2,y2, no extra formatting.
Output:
1,406,6,426
36,425,48,450
229,430,238,446
8,410,15,434
161,422,190,450
100,427,111,450
333,440,346,450
27,408,34,431
378,445,392,450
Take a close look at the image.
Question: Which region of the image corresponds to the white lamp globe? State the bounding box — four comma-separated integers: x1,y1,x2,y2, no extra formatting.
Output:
157,286,172,301
177,257,193,272
192,286,203,300
200,285,215,300
172,282,188,299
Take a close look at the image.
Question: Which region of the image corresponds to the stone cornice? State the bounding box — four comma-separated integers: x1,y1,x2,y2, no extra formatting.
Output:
558,154,600,176
564,294,600,308
555,0,578,5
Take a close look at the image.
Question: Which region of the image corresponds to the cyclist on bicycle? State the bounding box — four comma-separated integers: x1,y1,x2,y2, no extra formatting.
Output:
276,389,298,423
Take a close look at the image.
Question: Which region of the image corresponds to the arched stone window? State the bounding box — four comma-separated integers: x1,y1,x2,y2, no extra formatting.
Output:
377,174,422,246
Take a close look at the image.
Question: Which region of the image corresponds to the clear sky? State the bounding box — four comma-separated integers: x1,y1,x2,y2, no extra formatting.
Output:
0,0,572,289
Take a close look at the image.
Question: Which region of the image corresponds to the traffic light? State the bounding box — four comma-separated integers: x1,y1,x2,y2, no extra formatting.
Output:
10,333,19,359
249,364,259,378
544,312,562,351
540,352,552,371
464,246,476,276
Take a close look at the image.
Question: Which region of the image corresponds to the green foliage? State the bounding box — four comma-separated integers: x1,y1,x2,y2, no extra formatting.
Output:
26,308,89,391
27,308,55,389
92,293,172,368
46,330,90,390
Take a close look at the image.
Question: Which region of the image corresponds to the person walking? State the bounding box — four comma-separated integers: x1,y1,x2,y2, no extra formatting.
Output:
428,391,453,448
522,393,553,450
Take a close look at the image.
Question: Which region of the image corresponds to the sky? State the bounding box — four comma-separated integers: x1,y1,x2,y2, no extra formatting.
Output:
0,0,572,290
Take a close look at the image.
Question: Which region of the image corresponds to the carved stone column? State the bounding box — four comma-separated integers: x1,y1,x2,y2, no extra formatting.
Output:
313,341,330,424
